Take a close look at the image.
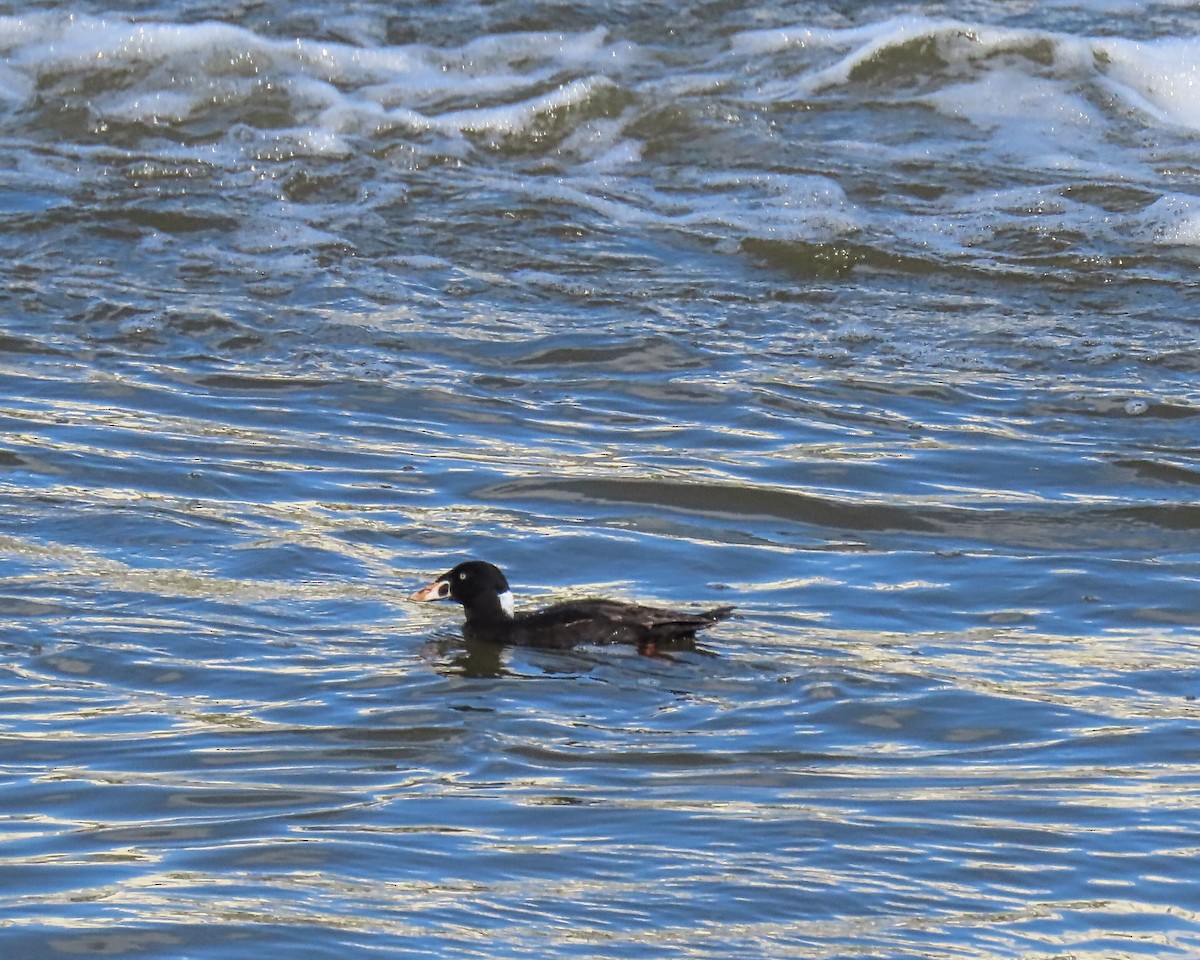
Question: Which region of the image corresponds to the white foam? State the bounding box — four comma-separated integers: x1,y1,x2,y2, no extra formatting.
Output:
561,119,643,172
734,17,993,101
102,89,202,125
928,69,1096,130
0,13,632,160
678,173,859,243
427,75,616,136
1135,195,1200,247
922,68,1104,173
732,21,886,58
734,13,1200,142
1096,35,1200,132
5,8,1197,278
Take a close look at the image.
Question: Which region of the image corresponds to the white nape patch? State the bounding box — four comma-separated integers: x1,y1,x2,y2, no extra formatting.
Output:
497,590,515,618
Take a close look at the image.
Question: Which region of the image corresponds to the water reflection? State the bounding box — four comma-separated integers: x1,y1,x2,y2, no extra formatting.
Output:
421,632,712,679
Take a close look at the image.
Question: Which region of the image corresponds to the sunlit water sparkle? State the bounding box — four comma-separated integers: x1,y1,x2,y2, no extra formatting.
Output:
1,1,1199,958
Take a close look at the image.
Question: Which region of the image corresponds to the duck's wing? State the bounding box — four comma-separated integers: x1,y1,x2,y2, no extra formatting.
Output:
506,600,734,649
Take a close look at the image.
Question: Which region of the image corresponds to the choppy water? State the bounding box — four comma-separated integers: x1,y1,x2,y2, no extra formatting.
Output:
2,2,1200,957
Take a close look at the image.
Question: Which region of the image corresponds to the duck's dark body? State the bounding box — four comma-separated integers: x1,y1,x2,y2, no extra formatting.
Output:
410,560,733,653
462,597,733,650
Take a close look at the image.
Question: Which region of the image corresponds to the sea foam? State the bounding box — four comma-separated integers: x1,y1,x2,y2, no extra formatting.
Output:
2,10,1197,274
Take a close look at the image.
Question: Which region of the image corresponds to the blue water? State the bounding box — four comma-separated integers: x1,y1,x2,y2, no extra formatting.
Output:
2,2,1199,957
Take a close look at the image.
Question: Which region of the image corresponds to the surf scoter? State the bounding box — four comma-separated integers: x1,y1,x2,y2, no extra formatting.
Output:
408,560,734,654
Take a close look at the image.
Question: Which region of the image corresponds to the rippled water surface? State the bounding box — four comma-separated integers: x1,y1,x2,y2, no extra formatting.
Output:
2,1,1200,957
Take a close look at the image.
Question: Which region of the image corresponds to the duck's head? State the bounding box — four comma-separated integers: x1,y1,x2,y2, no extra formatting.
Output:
409,560,515,619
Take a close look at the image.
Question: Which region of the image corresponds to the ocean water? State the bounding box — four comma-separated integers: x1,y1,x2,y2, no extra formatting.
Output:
1,1,1199,957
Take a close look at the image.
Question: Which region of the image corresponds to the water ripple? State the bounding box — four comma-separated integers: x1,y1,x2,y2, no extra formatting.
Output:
2,3,1200,958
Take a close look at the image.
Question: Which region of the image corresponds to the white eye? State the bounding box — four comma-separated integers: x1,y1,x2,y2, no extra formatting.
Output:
458,571,467,580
